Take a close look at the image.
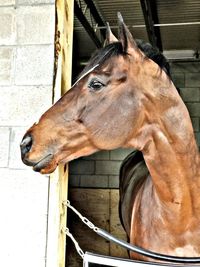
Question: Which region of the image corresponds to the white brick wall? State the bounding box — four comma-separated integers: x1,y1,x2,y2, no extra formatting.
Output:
0,169,49,267
0,47,15,85
17,5,55,45
0,127,10,167
18,0,55,5
15,45,54,85
0,0,15,5
0,1,55,266
0,85,52,125
0,7,16,45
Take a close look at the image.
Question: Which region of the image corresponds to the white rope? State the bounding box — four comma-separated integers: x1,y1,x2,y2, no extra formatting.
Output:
63,227,85,259
62,200,99,260
63,200,98,232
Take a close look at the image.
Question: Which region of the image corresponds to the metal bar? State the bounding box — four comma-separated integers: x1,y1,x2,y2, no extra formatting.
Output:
140,0,157,48
74,21,200,30
84,0,106,38
168,58,200,62
78,58,200,66
74,0,102,48
97,228,200,263
154,21,200,27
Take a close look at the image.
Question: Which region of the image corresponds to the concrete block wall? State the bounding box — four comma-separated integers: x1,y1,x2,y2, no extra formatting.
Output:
0,1,55,267
69,61,200,189
69,149,133,188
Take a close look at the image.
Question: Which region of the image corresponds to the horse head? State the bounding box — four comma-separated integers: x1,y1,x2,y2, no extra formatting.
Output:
20,13,173,174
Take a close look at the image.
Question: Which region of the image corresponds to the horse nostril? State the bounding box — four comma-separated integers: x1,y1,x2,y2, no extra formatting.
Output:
20,134,33,158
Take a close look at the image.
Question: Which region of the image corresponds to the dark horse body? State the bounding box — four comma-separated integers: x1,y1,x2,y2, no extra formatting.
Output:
20,14,200,262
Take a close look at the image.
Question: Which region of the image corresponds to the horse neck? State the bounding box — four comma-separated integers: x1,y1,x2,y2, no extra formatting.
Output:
128,81,200,221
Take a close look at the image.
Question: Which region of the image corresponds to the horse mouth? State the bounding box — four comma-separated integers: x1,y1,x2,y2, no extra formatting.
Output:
33,154,55,173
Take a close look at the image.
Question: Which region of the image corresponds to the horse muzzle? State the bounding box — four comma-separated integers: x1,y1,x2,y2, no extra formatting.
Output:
20,134,33,161
20,134,56,174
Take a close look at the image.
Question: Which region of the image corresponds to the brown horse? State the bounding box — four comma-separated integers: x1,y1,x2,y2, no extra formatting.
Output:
20,14,200,261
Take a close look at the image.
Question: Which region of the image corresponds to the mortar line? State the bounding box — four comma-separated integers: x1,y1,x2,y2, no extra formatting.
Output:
0,43,54,48
0,2,55,8
7,127,12,168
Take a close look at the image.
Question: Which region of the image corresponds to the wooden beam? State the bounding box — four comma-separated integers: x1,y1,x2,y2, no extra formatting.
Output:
140,0,163,51
74,0,102,48
149,0,163,52
84,0,106,39
46,1,74,267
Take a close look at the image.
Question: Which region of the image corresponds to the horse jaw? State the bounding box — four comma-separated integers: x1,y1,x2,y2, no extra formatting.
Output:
32,139,98,174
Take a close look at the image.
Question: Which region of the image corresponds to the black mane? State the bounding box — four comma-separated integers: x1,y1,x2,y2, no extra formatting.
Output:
77,40,171,82
136,39,171,78
77,42,123,80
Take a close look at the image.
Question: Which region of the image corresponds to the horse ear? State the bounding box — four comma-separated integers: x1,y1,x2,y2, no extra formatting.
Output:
104,22,118,46
117,12,140,55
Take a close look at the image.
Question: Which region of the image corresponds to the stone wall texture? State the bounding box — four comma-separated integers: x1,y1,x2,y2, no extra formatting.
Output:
69,61,200,189
0,1,55,267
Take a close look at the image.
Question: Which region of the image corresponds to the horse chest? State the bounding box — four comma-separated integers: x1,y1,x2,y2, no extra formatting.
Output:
170,245,200,257
130,219,200,260
130,189,200,259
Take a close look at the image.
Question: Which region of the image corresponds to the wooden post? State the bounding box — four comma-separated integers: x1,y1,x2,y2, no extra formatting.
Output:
46,1,74,267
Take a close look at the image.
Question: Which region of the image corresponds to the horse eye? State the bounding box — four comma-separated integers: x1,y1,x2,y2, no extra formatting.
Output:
88,79,104,91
